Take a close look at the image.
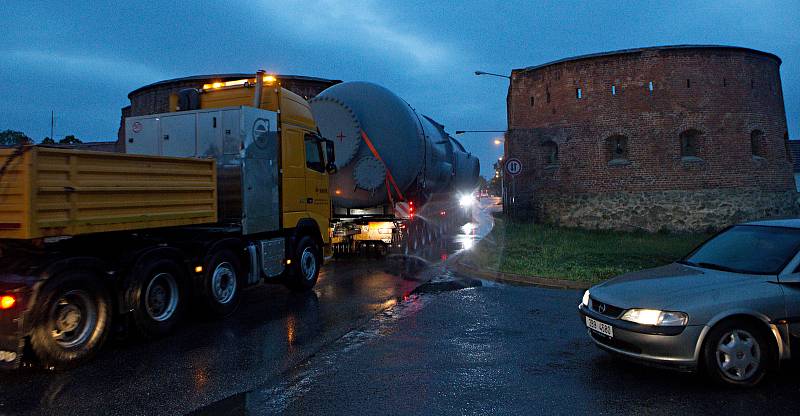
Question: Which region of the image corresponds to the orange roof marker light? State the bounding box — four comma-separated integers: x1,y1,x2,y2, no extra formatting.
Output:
0,295,15,310
201,74,278,90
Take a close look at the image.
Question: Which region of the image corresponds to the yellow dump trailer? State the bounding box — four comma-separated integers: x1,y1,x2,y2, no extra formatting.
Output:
0,146,217,239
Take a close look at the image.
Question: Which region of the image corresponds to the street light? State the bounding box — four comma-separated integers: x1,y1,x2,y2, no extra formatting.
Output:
493,138,503,145
475,70,511,80
455,130,506,135
475,69,512,215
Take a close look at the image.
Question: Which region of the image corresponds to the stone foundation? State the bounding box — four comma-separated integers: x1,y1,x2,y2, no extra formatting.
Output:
526,189,800,233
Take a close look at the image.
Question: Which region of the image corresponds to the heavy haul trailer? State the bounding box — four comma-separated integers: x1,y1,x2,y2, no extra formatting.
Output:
311,82,480,256
0,74,335,369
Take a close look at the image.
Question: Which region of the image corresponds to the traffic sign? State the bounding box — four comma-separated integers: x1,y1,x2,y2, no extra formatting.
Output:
505,158,522,176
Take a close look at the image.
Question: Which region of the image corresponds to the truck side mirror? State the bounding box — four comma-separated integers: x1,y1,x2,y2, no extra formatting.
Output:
324,139,337,174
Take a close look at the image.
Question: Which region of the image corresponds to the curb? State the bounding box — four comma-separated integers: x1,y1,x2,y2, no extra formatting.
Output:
447,260,591,290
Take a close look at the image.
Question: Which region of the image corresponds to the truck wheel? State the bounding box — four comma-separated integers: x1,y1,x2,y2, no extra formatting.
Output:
131,258,185,338
200,249,242,317
30,271,111,369
703,319,770,387
285,236,321,292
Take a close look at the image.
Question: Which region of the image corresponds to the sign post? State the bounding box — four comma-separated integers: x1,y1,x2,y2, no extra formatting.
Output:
504,158,522,218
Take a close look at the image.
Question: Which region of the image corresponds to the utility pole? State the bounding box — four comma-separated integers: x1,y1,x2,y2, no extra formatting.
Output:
50,110,54,141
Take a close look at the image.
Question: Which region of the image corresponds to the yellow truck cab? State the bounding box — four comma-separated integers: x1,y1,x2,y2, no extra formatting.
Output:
162,72,333,250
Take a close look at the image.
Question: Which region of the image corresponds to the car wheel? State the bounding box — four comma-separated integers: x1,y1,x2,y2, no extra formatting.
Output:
285,236,321,292
30,271,111,369
703,320,770,387
200,249,242,317
131,258,185,338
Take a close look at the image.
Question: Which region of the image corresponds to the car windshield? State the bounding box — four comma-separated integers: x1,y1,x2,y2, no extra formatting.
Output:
682,225,800,275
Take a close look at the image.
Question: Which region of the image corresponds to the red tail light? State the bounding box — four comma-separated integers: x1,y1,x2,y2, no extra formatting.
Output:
0,295,15,310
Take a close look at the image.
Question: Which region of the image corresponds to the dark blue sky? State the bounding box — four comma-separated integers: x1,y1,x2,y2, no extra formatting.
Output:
1,0,798,176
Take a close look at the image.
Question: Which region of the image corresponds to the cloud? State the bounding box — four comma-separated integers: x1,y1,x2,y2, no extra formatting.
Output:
262,0,456,69
4,49,166,85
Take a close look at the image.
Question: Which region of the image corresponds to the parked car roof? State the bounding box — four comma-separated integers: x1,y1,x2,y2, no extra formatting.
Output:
742,218,800,229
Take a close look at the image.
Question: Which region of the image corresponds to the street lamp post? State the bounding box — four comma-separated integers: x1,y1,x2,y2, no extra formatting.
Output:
475,69,512,215
455,130,506,135
474,71,511,80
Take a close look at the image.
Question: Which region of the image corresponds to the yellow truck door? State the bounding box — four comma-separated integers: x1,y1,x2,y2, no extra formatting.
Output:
281,127,307,227
303,133,331,243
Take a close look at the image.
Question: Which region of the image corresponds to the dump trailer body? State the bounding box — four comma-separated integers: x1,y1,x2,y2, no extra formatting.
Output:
0,146,217,239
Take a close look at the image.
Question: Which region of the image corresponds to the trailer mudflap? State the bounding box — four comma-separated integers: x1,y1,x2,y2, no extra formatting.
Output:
0,288,27,370
0,273,37,370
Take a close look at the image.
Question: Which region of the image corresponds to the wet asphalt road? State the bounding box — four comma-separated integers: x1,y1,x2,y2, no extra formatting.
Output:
2,198,800,415
0,257,431,415
199,277,800,416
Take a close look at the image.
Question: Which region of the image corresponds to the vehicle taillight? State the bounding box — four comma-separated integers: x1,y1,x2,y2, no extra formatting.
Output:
0,295,15,310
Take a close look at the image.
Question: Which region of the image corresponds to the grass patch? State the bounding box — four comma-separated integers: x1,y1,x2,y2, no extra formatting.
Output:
466,219,709,285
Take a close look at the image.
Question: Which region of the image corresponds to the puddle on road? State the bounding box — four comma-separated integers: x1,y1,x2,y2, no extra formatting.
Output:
191,291,436,416
192,200,503,415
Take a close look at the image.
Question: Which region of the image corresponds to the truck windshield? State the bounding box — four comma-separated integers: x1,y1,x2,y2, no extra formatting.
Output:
682,225,800,275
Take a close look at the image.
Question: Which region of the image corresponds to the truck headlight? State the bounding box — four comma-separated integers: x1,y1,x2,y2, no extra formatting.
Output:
620,309,688,326
581,290,590,307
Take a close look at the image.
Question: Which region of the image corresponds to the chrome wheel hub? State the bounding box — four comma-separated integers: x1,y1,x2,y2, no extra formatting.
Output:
211,262,237,304
145,272,179,322
716,329,761,381
50,290,96,348
300,248,317,281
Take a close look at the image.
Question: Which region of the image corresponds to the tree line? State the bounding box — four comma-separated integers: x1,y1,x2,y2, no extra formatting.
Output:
0,130,83,146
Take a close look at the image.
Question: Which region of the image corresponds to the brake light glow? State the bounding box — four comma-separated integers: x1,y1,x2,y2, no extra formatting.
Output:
0,295,15,310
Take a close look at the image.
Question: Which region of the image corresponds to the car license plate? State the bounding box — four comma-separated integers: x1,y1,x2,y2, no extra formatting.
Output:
586,317,613,338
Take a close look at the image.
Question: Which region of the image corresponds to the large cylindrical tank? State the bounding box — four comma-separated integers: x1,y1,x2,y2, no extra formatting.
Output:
309,82,480,208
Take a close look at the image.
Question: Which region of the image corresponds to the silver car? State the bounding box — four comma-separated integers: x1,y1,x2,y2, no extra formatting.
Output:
578,219,800,386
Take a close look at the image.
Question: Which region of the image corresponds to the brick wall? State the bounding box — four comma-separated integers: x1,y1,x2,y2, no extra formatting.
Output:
506,46,797,230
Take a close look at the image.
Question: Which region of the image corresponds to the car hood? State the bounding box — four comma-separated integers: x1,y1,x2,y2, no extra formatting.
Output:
589,263,768,311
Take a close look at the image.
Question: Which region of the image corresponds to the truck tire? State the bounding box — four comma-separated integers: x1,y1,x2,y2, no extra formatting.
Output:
131,258,185,338
285,236,321,292
30,271,111,369
199,249,242,317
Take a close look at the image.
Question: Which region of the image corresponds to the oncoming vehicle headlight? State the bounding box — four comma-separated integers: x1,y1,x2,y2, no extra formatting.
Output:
458,194,475,208
620,309,688,326
581,290,590,307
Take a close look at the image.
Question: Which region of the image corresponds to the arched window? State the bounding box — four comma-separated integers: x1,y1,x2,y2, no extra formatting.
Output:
606,135,629,162
542,141,558,166
751,130,766,158
679,129,702,158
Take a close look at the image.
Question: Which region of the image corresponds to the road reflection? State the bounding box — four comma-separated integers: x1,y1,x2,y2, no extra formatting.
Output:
0,196,501,416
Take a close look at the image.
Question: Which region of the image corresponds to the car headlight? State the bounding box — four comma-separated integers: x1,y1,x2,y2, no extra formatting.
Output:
581,290,590,307
620,309,688,326
458,194,475,208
